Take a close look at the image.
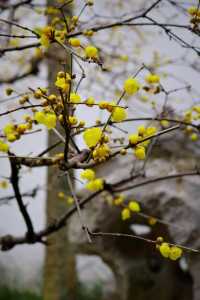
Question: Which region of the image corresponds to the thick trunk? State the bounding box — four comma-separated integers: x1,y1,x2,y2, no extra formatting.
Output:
43,1,77,300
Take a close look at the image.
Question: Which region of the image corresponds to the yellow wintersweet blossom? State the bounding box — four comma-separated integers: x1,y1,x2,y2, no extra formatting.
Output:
128,201,140,212
3,123,18,142
99,101,109,110
188,6,200,16
137,125,146,136
113,194,125,205
145,74,160,84
145,126,157,136
3,123,15,136
160,120,169,128
70,92,81,103
124,78,140,95
34,111,45,123
68,38,81,47
80,169,96,181
5,87,13,96
120,148,127,156
7,134,17,142
55,72,71,93
148,217,157,226
111,107,127,122
159,242,183,260
193,106,200,113
120,55,128,62
84,45,98,59
85,97,95,106
34,111,57,129
17,124,28,134
55,30,66,43
121,208,131,220
43,113,56,129
93,143,110,161
58,191,65,199
159,242,170,258
0,140,9,152
85,178,104,191
134,146,146,160
129,133,139,145
86,0,94,5
83,127,102,148
83,30,94,37
78,120,85,128
66,196,74,205
190,133,198,141
68,116,78,125
0,180,9,189
169,246,183,260
40,26,54,48
48,94,57,102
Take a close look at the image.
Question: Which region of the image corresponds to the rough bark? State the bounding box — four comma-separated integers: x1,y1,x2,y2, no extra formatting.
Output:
43,1,77,300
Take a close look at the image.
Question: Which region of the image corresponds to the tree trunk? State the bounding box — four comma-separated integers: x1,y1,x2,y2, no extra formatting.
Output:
43,1,77,300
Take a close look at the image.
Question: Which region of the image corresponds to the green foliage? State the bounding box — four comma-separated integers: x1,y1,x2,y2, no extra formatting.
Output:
0,283,102,300
0,286,41,300
77,282,102,300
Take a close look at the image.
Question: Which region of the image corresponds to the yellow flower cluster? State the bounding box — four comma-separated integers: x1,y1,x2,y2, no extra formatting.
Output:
99,101,114,112
80,169,104,192
187,6,200,24
45,6,60,15
113,194,125,205
83,30,94,37
55,29,66,44
157,240,183,261
3,122,29,143
128,125,157,160
34,111,56,129
58,192,74,206
39,26,54,48
0,139,9,152
182,107,200,141
124,78,140,95
188,6,200,17
80,169,95,181
93,143,110,162
121,200,141,220
98,101,127,122
33,88,46,99
145,73,160,84
85,178,104,191
55,72,71,93
3,123,17,142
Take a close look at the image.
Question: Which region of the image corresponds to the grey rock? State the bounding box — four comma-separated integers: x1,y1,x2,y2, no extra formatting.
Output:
69,130,200,300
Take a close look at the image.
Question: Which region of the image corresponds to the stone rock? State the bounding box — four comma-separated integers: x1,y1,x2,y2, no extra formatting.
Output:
69,130,200,300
